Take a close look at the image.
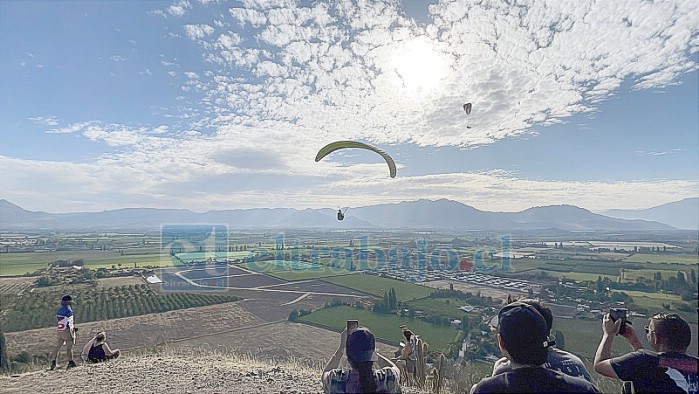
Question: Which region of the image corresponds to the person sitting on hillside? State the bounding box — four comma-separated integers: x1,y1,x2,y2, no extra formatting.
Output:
594,312,698,393
492,298,592,381
392,329,418,383
81,332,120,363
322,326,401,393
470,301,601,393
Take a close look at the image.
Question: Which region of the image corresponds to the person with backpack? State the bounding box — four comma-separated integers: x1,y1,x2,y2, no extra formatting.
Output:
81,332,120,363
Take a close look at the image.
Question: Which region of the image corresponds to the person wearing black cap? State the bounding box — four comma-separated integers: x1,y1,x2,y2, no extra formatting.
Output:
50,294,78,370
322,326,401,393
470,301,600,393
492,298,592,382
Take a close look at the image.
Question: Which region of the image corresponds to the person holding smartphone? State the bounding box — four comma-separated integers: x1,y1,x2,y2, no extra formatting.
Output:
322,323,401,393
594,312,698,393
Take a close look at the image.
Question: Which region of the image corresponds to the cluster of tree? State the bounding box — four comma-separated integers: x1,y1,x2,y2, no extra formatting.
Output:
50,259,85,268
287,308,313,322
372,288,397,314
613,269,697,300
429,288,495,307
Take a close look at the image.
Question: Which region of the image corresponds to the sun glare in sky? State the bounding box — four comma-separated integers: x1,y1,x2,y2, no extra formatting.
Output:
388,37,449,95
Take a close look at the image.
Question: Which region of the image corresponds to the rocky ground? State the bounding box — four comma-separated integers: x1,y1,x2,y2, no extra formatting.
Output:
0,347,440,394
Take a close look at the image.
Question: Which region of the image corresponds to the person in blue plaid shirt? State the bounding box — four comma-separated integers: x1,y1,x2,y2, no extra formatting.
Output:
322,326,401,393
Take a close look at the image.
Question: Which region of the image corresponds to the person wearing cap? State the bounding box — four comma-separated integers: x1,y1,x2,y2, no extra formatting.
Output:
322,326,401,393
470,301,600,393
50,294,78,370
594,312,698,393
492,298,592,382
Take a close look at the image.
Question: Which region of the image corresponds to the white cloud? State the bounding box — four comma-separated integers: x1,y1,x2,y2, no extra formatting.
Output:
172,0,698,149
167,0,191,17
29,116,59,126
110,55,127,62
2,150,696,213
184,24,215,40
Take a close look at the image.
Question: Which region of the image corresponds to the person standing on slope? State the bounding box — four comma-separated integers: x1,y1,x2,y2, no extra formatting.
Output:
50,294,78,370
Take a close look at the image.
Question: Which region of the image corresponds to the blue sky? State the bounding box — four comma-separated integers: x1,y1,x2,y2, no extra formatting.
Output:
1,0,697,213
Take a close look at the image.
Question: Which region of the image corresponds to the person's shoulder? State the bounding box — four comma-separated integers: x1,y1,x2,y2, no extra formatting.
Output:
58,305,72,315
492,357,511,375
471,374,507,393
321,368,348,388
550,347,586,364
376,365,400,381
374,366,401,394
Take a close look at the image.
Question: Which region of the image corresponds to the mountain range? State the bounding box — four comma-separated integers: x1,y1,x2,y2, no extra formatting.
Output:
1,198,695,231
602,198,698,230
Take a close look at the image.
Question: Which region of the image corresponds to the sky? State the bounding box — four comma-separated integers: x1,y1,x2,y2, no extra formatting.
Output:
1,0,698,214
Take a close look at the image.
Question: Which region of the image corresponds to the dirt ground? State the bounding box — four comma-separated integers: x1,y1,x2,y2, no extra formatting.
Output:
4,301,264,358
95,276,145,289
176,320,399,364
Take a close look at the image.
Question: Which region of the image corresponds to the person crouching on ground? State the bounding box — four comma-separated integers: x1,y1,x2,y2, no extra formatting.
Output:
470,301,601,393
81,331,120,363
322,326,401,393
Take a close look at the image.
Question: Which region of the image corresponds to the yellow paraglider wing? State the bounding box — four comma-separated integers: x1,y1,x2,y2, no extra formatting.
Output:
315,141,397,178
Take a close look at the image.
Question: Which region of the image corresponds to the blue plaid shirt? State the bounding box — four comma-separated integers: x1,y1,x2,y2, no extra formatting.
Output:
322,366,401,394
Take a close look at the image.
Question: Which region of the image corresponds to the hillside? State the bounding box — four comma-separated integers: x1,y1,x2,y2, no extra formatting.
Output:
0,347,439,394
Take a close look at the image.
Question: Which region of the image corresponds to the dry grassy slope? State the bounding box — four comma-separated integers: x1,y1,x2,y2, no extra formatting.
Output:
0,347,440,394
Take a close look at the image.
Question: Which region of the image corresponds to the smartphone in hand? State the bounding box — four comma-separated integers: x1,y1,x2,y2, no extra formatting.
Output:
347,320,358,333
609,307,629,335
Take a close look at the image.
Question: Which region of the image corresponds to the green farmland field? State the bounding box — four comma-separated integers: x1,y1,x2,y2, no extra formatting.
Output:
238,261,355,281
322,274,434,301
0,250,171,276
299,305,460,352
405,297,472,320
623,253,699,265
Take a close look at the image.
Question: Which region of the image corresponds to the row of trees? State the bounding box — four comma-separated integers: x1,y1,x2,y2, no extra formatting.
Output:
0,284,242,332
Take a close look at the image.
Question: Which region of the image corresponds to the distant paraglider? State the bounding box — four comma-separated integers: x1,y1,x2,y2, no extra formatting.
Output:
463,103,472,115
337,208,347,221
315,141,397,178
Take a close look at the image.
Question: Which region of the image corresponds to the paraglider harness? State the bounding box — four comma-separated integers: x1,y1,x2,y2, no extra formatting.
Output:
337,208,347,221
